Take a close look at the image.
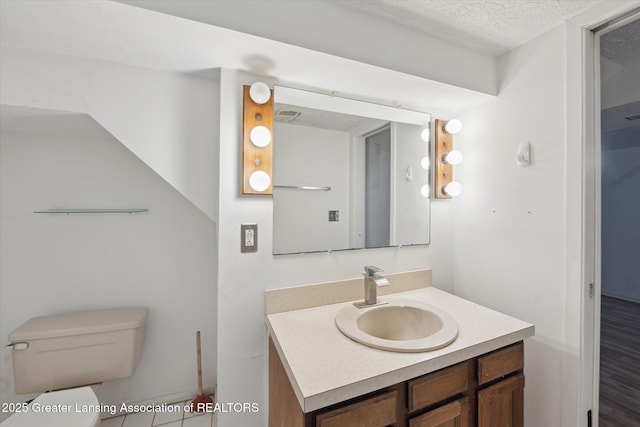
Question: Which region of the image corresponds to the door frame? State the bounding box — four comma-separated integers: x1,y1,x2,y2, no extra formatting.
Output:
566,3,640,426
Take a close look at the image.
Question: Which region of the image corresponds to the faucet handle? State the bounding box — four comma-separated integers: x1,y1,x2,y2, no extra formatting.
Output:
364,265,384,276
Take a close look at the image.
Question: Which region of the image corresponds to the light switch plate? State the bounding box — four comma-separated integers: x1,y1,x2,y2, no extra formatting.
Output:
241,224,258,253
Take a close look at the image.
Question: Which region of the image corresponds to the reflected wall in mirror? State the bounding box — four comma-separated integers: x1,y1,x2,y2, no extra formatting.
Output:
272,86,431,255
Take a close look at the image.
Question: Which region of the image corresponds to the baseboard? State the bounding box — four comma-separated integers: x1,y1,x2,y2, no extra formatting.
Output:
601,291,640,304
102,383,216,419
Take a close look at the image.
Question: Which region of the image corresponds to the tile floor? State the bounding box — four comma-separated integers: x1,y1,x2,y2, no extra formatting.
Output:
100,398,216,427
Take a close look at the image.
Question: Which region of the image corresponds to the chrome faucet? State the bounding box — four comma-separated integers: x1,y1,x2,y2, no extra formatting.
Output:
355,266,390,308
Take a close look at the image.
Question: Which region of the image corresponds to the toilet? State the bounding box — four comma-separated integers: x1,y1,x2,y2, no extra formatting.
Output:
2,308,148,427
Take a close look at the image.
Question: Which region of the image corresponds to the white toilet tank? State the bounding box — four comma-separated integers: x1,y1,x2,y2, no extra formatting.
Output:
9,308,148,394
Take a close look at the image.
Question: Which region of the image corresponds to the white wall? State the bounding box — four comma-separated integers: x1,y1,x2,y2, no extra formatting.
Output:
0,46,221,419
273,123,350,253
116,0,497,95
601,59,640,109
0,114,217,420
601,126,640,302
0,47,220,221
0,5,497,427
217,69,455,427
453,26,567,427
393,122,431,246
0,5,616,426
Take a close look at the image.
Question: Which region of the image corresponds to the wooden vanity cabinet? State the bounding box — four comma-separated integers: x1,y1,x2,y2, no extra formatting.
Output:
476,342,525,427
409,398,471,427
269,339,525,427
316,389,401,427
407,361,472,427
477,374,524,427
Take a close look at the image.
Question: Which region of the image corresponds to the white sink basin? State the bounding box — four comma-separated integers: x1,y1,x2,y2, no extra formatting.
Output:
335,297,458,352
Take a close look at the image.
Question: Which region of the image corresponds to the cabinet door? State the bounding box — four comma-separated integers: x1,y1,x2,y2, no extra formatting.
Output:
477,374,524,427
409,398,470,427
316,390,399,427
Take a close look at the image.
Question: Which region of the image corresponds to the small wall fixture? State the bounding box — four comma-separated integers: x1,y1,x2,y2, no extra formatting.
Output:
517,141,531,167
434,118,464,199
243,82,274,194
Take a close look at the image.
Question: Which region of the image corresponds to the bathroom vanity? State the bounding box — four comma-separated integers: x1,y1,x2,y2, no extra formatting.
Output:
265,270,534,427
270,338,524,426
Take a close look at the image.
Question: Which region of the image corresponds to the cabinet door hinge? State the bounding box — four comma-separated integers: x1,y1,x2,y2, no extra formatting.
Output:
589,283,594,299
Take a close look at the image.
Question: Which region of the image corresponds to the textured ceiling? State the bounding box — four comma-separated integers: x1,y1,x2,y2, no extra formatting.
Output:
601,18,640,65
339,0,603,55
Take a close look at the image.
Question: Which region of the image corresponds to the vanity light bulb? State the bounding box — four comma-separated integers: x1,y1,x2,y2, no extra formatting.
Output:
421,156,430,170
250,125,271,147
420,127,431,143
420,184,430,198
443,181,463,197
443,150,463,166
249,170,271,192
444,119,463,135
249,82,271,105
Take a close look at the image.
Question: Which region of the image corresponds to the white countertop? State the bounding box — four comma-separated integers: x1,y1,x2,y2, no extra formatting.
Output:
266,287,534,413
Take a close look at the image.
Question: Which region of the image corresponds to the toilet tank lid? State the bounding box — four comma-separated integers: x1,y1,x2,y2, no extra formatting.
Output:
9,308,148,341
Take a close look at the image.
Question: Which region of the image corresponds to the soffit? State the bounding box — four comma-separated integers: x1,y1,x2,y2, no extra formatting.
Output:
339,0,604,55
0,0,495,113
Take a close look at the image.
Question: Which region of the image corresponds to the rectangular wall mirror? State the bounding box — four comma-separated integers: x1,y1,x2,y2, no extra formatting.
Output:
272,86,432,255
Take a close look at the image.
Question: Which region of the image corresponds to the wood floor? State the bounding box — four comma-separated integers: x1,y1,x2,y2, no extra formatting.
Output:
599,295,640,427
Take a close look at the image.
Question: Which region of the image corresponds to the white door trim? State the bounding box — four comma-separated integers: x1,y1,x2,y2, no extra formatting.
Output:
565,3,640,426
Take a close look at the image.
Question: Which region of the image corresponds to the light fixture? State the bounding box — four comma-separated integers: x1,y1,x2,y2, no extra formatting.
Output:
420,127,431,143
443,182,462,197
243,82,274,194
249,82,271,104
421,156,430,170
434,118,463,199
420,184,430,198
443,150,463,166
444,118,462,135
249,170,271,192
250,125,271,148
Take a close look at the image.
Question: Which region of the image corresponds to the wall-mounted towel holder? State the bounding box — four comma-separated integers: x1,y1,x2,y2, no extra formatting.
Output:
273,185,331,191
34,209,148,215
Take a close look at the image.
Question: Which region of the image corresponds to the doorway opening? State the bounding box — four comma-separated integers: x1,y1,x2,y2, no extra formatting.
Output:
595,14,640,427
364,126,391,248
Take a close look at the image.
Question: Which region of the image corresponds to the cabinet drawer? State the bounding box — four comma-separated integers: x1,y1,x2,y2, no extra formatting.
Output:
478,373,524,427
316,390,398,427
477,341,523,385
408,362,468,412
409,398,470,427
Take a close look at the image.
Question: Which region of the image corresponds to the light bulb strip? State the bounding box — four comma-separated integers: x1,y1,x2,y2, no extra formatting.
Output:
242,84,274,194
434,118,459,199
